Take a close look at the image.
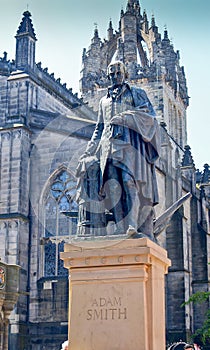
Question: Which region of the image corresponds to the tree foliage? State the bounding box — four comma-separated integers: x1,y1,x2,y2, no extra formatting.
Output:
182,291,210,344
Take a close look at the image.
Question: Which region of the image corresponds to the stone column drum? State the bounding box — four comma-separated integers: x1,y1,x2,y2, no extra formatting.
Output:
61,238,171,350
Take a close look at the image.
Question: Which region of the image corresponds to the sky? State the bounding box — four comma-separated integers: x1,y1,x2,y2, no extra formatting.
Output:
0,0,209,170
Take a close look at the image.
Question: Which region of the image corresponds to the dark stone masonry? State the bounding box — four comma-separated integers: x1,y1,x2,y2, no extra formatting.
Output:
0,1,209,349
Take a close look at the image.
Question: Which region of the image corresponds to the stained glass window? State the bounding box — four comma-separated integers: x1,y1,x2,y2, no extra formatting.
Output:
43,170,78,277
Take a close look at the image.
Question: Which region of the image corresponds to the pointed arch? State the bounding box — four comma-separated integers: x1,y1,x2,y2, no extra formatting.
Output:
39,164,76,205
40,165,78,277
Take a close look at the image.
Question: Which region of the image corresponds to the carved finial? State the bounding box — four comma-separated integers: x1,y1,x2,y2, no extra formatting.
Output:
151,14,156,27
143,9,147,18
195,169,202,184
109,18,113,29
3,52,7,61
16,9,36,39
121,6,124,17
181,145,195,167
201,164,210,184
163,25,169,40
93,22,99,38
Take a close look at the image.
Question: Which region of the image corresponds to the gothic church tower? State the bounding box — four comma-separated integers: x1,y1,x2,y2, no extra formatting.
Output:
79,0,210,346
80,0,188,149
0,3,209,349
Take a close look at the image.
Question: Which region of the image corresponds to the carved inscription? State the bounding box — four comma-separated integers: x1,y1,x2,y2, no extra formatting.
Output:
86,297,127,321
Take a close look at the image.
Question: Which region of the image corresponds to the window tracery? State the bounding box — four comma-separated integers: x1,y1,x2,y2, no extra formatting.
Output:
43,170,78,277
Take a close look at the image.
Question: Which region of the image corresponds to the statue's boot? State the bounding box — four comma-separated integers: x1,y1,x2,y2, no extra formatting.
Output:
138,206,156,242
123,181,156,241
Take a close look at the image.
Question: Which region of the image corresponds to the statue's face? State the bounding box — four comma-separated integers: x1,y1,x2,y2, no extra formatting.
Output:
108,62,125,86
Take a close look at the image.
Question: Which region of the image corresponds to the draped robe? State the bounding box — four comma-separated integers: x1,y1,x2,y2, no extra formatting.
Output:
76,83,160,235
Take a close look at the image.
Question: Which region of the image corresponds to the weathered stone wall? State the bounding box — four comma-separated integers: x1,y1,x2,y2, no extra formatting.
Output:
0,2,209,349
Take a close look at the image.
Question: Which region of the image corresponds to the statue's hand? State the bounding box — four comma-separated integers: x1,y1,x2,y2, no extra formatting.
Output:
111,115,124,126
76,155,99,177
137,106,150,113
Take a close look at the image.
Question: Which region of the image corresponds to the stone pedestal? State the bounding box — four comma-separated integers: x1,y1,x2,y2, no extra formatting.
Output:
61,237,171,350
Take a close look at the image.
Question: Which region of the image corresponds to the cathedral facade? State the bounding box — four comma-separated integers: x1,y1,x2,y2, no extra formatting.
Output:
0,1,209,349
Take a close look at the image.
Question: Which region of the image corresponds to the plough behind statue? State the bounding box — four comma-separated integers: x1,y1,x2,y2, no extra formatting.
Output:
127,192,192,240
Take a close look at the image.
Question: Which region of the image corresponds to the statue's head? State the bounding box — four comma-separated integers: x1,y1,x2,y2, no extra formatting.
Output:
107,60,128,86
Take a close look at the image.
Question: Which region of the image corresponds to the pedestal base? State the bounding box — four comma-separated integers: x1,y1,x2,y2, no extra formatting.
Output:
61,237,171,350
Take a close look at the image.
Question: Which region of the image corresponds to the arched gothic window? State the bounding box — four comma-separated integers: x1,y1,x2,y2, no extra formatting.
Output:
42,170,78,277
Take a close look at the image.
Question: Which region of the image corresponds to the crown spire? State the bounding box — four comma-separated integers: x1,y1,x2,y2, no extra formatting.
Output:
127,0,140,5
126,0,141,15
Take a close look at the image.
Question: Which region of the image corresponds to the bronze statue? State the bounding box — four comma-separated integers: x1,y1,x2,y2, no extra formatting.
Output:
76,60,160,239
